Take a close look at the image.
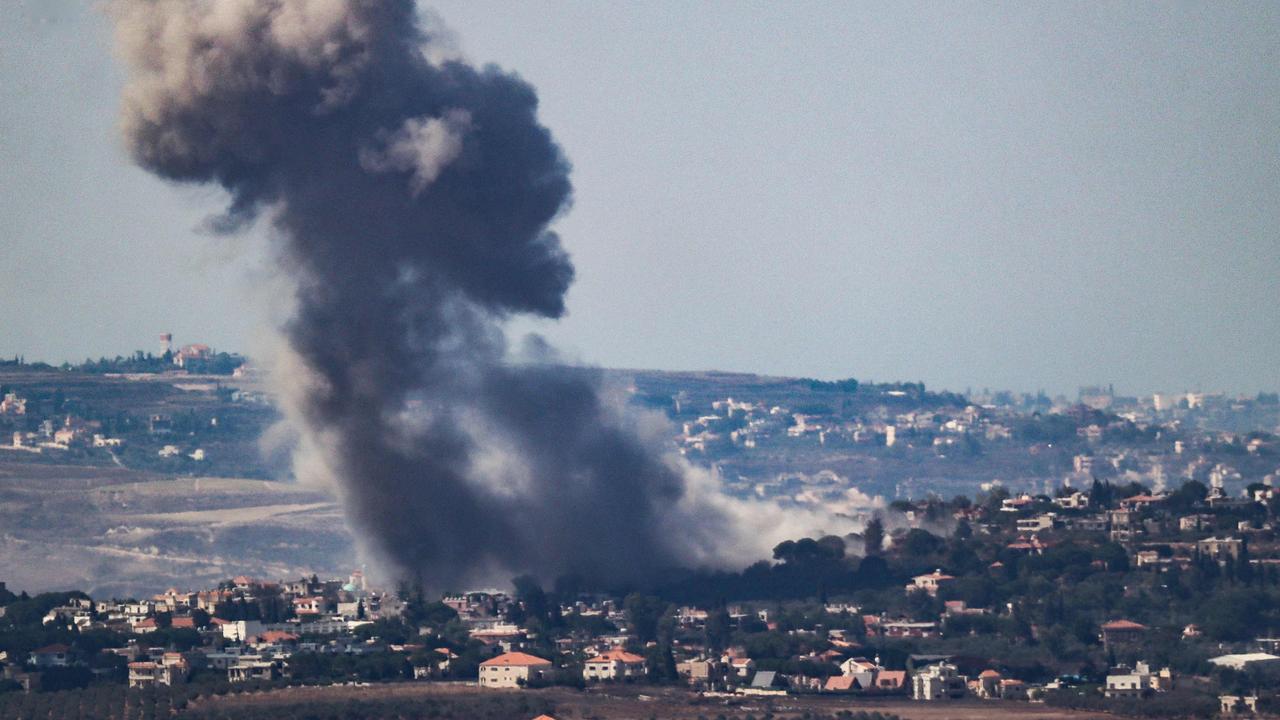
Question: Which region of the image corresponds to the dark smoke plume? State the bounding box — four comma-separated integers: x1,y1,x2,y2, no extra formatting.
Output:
114,0,844,590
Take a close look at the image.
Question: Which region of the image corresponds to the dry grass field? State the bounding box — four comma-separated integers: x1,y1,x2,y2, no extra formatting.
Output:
186,682,1110,720
0,459,352,596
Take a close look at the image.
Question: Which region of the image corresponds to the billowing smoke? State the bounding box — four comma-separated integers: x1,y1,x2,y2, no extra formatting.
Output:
113,0,851,590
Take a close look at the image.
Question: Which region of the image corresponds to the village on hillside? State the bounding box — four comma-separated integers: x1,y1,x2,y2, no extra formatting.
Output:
4,476,1280,718
3,353,1280,717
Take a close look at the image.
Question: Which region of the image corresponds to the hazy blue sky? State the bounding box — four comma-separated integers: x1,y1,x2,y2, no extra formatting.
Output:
2,1,1278,396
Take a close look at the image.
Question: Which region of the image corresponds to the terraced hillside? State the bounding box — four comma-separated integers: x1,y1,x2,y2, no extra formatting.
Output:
0,461,354,597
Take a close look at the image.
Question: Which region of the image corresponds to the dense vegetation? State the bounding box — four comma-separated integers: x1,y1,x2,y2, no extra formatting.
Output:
179,692,554,720
0,681,266,720
581,479,1280,689
4,477,1279,717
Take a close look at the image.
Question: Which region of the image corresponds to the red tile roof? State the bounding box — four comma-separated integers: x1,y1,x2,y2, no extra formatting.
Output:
1102,619,1147,631
587,648,645,664
1122,494,1163,505
32,644,71,655
876,670,906,687
825,675,857,691
480,651,552,667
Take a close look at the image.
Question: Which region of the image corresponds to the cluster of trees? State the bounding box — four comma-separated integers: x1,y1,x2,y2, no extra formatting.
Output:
72,352,175,375
532,479,1280,687
650,374,970,427
613,590,871,684
0,684,187,720
0,593,240,693
804,377,859,393
7,469,1280,706
1014,409,1103,443
213,591,292,624
0,676,290,718
194,472,1280,694
179,691,553,720
342,600,487,682
285,651,411,683
67,351,245,376
0,679,347,720
1045,687,1219,718
0,356,53,371
641,534,894,606
175,353,245,376
0,591,111,673
690,713,902,720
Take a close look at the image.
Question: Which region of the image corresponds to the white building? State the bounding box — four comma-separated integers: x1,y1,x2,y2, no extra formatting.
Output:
227,657,280,682
479,651,552,689
1016,513,1057,533
907,570,955,597
28,644,71,668
1220,695,1261,715
1208,653,1280,672
1054,492,1090,510
582,648,646,681
839,656,881,689
1105,662,1172,698
128,652,191,688
221,619,264,642
912,662,966,700
0,393,27,415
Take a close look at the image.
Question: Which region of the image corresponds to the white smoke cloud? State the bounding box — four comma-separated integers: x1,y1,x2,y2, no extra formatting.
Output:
359,110,471,195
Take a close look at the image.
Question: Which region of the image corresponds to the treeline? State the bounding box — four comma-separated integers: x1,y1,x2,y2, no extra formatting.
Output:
0,356,53,371
1045,687,1219,718
554,479,1280,682
179,692,554,720
804,376,967,405
69,351,245,376
1,349,248,376
647,537,889,605
482,533,889,615
285,651,411,683
0,591,111,669
0,680,277,720
0,673,912,720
